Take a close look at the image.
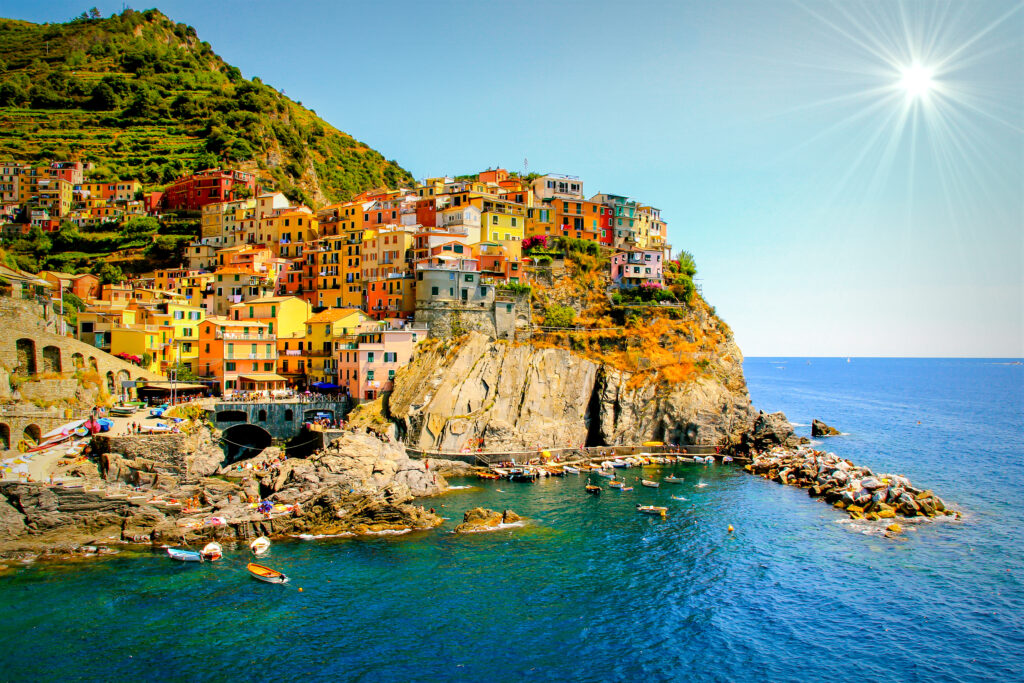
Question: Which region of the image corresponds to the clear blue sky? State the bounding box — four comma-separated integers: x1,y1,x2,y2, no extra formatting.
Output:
3,0,1022,357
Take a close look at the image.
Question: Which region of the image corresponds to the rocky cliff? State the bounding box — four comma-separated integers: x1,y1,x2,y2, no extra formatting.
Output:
381,330,793,453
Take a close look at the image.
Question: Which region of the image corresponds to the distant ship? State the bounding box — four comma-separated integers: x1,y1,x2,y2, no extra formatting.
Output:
846,357,851,363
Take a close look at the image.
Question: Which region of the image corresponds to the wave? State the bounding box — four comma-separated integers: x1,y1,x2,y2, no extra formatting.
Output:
789,422,808,427
446,485,475,490
362,528,412,536
295,532,355,540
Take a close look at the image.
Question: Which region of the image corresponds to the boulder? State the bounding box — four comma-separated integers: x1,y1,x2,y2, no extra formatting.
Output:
811,419,841,437
0,497,26,539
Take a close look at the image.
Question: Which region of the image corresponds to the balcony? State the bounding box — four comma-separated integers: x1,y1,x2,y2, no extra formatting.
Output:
225,353,276,360
218,333,276,341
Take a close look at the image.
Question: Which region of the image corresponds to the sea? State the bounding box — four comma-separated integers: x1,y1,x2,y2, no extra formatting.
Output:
0,358,1021,682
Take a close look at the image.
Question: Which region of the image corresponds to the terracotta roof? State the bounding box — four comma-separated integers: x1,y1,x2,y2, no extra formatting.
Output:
306,308,364,323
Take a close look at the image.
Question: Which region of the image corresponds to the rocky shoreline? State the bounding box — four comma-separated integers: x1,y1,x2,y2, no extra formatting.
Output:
0,427,473,564
748,446,957,524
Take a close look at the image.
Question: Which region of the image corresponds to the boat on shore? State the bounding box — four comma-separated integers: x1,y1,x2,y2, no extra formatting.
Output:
167,547,203,562
641,480,660,488
250,536,271,556
246,563,288,584
636,504,667,517
585,484,601,495
563,465,580,474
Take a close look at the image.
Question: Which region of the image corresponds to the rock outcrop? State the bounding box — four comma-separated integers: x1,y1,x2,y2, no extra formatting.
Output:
385,332,783,453
453,507,522,533
0,430,458,558
748,447,957,521
811,419,841,437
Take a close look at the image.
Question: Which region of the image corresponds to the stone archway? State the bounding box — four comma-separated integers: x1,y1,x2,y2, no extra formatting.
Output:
16,338,36,376
105,371,115,393
284,409,293,422
72,353,84,370
0,423,9,450
221,423,272,464
41,345,62,373
23,424,41,445
258,409,267,422
216,410,247,423
88,357,98,372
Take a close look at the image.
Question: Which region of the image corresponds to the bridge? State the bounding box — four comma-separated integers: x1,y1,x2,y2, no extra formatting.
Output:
207,399,351,462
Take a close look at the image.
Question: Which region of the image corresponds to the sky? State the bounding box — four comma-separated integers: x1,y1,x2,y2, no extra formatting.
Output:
2,0,1022,357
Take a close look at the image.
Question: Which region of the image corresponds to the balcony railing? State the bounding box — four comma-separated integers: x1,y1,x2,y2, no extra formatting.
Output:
225,353,276,360
218,333,276,341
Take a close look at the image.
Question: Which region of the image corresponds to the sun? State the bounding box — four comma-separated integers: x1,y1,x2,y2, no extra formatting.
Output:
898,64,935,99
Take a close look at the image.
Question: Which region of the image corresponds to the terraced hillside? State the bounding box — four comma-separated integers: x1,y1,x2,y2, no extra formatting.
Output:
0,8,413,206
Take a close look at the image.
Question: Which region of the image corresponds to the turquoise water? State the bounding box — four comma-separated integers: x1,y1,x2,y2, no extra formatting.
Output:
1,358,1022,682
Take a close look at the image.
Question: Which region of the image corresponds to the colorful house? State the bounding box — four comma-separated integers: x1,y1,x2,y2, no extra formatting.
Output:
197,318,282,396
610,248,664,288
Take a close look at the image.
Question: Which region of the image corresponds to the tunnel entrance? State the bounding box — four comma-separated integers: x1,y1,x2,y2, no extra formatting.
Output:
221,423,272,464
584,379,605,448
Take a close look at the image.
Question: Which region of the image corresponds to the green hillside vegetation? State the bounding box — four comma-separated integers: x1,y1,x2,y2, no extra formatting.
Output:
0,8,413,206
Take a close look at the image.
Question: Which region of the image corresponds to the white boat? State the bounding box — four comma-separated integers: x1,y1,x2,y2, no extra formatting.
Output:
201,542,223,561
641,479,660,488
562,465,580,474
250,536,271,556
636,504,667,517
722,455,734,462
167,547,203,562
594,470,615,479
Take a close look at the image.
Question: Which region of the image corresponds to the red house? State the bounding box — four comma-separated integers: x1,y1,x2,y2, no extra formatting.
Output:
161,169,258,212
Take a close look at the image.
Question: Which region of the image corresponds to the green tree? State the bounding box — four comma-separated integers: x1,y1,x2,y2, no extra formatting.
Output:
675,250,697,277
88,82,119,110
544,304,576,328
120,216,159,239
92,261,123,285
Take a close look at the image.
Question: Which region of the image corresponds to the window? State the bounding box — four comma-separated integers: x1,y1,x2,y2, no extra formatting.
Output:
388,369,395,380
511,217,517,227
465,274,475,282
431,286,439,296
264,362,273,371
367,352,374,363
173,310,184,320
226,362,236,371
492,215,498,225
367,370,375,381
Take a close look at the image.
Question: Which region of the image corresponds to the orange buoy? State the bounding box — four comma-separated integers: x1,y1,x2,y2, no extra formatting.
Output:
727,525,734,533
298,587,303,592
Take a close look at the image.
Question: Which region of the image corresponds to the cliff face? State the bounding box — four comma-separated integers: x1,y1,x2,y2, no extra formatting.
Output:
385,331,765,452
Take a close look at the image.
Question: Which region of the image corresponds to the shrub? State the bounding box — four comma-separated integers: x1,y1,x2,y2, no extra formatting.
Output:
544,304,576,328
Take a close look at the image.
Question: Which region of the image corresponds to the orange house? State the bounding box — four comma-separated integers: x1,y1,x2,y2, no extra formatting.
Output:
197,318,282,396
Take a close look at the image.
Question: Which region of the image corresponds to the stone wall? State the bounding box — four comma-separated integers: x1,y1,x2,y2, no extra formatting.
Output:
415,293,531,340
209,400,350,439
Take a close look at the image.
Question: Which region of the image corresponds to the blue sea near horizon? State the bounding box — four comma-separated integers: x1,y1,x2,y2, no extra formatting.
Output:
1,358,1022,682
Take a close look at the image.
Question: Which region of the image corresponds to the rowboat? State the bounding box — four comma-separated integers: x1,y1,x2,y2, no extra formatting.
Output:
636,504,667,517
250,536,271,556
563,465,580,474
246,562,288,584
641,480,660,488
585,484,602,495
477,471,501,480
608,480,625,489
594,470,615,479
664,476,685,483
110,405,136,417
619,486,634,492
671,495,687,501
201,542,223,561
611,459,629,468
167,547,203,562
722,455,734,462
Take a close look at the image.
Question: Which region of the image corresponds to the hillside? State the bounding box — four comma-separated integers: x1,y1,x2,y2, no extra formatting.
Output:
0,8,413,206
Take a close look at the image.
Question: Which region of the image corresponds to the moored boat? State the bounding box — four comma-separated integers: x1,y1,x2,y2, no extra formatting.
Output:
563,465,580,474
664,476,685,483
246,562,288,584
722,455,734,462
585,484,602,495
594,470,615,479
636,504,668,517
167,547,203,562
201,542,223,561
608,480,625,489
250,536,271,556
619,486,634,492
641,479,660,488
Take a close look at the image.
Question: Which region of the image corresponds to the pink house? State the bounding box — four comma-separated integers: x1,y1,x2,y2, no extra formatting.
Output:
337,324,423,401
610,248,664,288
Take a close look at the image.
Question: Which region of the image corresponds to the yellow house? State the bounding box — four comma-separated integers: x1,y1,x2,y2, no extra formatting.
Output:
257,209,318,259
304,308,368,385
228,295,311,338
109,327,164,374
481,199,526,243
361,226,414,281
77,306,138,352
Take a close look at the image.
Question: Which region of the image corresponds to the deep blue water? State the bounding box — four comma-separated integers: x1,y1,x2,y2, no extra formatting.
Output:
1,358,1022,682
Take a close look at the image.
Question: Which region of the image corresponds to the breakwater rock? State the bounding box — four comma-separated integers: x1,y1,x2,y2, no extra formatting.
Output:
453,507,522,533
811,419,841,437
749,447,957,521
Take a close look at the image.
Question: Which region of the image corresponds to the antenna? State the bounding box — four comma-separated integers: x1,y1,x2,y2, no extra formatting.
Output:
523,157,528,176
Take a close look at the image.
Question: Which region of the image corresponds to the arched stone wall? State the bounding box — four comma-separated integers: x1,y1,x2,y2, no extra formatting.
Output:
72,352,84,370
284,409,293,421
258,409,267,422
41,345,62,373
105,371,115,393
88,356,98,372
0,423,9,450
23,424,41,445
216,410,247,423
16,338,36,376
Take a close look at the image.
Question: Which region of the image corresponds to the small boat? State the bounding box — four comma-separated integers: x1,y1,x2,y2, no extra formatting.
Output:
563,465,580,474
585,484,602,495
641,480,660,488
608,480,624,489
110,405,136,417
619,486,634,492
247,562,288,584
509,468,538,482
636,504,667,517
664,476,685,484
594,470,615,479
167,547,203,562
671,495,687,501
201,542,223,561
149,406,167,417
722,455,734,462
477,471,500,480
96,418,114,432
250,536,271,556
611,459,628,468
